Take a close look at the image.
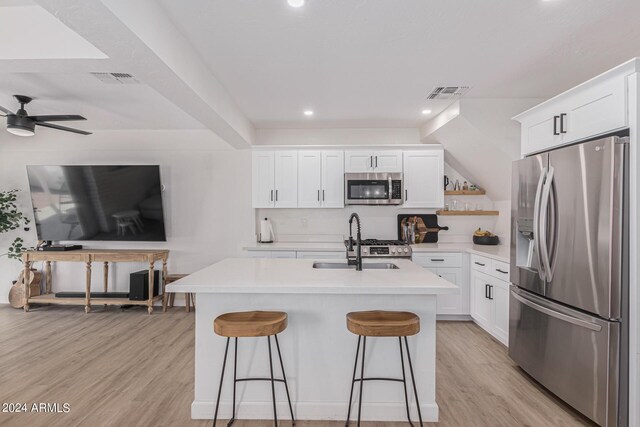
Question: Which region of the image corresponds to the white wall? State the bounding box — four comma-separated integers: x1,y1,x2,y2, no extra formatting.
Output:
0,129,254,304
255,128,421,146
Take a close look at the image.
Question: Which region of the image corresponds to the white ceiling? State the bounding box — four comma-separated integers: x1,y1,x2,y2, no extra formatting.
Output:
157,0,640,128
0,73,205,130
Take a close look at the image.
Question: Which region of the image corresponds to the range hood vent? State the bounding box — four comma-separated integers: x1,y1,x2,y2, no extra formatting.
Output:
91,72,140,85
426,86,470,100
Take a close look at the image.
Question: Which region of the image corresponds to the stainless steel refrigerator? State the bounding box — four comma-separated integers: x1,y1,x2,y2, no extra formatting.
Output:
510,135,629,427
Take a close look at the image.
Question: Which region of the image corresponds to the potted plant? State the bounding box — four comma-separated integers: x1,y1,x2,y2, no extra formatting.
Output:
0,189,31,260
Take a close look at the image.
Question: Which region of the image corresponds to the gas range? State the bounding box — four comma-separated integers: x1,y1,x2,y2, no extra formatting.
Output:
344,238,412,259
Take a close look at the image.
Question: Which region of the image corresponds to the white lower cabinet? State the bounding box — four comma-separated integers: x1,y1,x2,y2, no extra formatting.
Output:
470,254,510,346
412,252,468,316
296,251,344,259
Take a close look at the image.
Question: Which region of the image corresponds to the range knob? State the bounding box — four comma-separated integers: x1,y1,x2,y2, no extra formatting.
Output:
363,247,368,253
391,248,396,254
403,248,409,253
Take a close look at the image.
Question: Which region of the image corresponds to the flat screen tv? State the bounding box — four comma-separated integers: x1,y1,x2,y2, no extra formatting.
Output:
26,165,167,242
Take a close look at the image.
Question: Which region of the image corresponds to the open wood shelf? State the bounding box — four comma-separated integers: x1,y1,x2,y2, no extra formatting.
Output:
445,190,486,196
436,210,499,216
28,293,163,306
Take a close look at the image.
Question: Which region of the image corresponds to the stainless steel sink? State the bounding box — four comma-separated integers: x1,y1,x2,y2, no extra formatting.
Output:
312,262,399,270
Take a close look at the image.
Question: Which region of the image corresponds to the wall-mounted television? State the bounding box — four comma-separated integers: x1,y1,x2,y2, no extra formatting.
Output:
26,165,167,242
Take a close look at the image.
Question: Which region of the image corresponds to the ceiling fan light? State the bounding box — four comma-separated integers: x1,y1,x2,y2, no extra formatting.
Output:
7,125,35,137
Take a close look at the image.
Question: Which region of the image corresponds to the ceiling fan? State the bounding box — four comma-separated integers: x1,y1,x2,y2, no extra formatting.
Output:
0,95,92,137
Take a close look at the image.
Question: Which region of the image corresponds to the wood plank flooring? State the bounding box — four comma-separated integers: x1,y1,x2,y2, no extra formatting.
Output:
0,305,594,427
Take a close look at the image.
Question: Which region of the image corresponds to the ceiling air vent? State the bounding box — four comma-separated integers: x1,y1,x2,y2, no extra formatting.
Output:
426,86,470,100
91,72,140,85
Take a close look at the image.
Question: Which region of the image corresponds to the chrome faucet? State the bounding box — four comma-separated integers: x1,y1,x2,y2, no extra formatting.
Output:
347,213,363,271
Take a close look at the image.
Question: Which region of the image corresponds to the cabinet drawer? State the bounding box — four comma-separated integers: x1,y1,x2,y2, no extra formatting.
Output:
470,255,491,274
490,259,510,281
412,252,462,268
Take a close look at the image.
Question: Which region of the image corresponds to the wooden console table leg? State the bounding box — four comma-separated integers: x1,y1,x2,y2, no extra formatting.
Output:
147,261,154,315
85,262,92,313
103,262,109,292
162,258,168,313
45,261,52,294
23,260,31,312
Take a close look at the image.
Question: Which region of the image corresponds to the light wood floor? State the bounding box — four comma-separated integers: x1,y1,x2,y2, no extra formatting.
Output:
0,305,593,427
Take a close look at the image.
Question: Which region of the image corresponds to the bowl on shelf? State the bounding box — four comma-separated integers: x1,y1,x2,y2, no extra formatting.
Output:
473,235,500,245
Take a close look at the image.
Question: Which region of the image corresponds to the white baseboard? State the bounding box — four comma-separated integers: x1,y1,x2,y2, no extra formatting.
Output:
191,400,438,422
437,314,472,321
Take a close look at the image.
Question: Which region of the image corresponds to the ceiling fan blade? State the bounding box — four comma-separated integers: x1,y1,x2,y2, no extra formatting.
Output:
0,105,15,115
29,114,87,122
36,121,92,135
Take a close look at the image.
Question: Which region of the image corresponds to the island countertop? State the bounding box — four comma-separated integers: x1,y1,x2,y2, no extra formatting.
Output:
166,258,458,295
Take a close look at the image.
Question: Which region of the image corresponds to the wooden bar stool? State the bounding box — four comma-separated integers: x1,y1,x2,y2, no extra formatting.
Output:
345,310,423,427
212,311,295,426
162,274,195,312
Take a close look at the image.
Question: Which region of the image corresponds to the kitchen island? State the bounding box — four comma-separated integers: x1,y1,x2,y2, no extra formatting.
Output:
166,257,458,422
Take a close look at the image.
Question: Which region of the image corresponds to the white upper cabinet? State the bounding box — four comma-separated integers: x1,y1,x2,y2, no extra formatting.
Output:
402,149,444,208
252,151,275,208
516,70,629,156
297,151,322,208
274,151,298,208
321,151,345,208
344,150,402,173
297,150,344,208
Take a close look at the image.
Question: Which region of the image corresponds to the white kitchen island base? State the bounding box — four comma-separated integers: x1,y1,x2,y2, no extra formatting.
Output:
166,258,457,422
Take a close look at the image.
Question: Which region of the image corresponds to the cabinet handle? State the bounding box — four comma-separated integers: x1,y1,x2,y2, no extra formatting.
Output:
370,156,374,168
431,258,445,262
405,189,408,201
375,156,378,168
270,190,274,202
489,285,494,300
474,261,485,267
317,190,320,201
323,189,325,201
560,113,567,134
496,268,508,274
485,284,490,299
553,115,560,136
275,190,278,201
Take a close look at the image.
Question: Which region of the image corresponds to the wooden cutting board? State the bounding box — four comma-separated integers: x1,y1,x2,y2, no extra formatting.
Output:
397,214,449,243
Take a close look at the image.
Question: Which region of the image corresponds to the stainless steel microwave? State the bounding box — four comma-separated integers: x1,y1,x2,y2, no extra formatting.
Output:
344,173,403,205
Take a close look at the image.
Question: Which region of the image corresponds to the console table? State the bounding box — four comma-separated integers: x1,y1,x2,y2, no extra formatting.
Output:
21,249,169,314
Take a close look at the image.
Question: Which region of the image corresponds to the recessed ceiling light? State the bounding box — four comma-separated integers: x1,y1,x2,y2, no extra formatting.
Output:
421,109,432,115
304,110,314,116
288,0,305,7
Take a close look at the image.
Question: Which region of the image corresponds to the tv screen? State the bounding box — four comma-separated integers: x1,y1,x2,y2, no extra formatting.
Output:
26,165,167,242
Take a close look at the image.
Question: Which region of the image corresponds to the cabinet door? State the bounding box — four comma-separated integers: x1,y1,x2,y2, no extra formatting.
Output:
490,279,510,346
344,150,374,172
563,76,627,144
270,251,297,259
373,150,403,172
402,150,444,208
298,151,322,208
296,251,345,260
321,151,345,208
274,151,298,208
470,271,492,330
436,267,467,315
252,151,275,208
522,115,563,156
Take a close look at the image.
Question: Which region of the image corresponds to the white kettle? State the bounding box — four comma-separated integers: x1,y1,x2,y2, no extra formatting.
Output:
258,218,275,243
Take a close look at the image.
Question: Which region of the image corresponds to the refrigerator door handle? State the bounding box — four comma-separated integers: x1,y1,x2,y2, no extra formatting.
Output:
533,168,547,280
539,166,555,282
511,290,602,332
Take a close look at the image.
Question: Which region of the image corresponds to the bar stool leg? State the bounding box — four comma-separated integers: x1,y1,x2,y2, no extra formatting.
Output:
228,338,238,427
274,335,295,425
399,337,415,427
404,337,424,427
345,335,361,426
213,338,231,427
356,336,367,427
267,336,279,427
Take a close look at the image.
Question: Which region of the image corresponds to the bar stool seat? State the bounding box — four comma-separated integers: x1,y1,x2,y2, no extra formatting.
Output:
212,310,295,426
214,311,288,337
345,310,424,427
347,310,420,337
